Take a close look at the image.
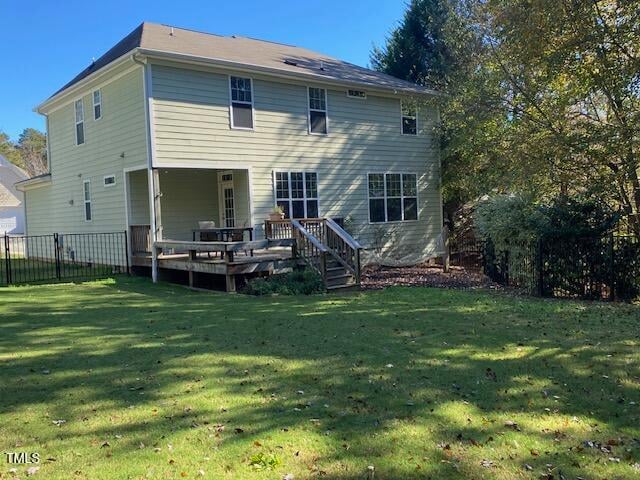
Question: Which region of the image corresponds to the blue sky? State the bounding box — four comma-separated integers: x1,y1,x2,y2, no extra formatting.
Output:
0,0,405,140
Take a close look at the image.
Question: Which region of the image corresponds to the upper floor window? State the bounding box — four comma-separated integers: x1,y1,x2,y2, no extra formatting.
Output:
93,90,102,120
401,100,417,135
368,173,418,223
308,87,327,135
229,76,254,129
275,171,319,219
74,99,85,145
83,179,92,221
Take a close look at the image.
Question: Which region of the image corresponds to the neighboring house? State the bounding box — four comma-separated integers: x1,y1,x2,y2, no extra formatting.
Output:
0,155,27,234
17,22,443,285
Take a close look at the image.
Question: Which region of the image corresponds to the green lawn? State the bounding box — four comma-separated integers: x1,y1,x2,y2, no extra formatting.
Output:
1,277,639,479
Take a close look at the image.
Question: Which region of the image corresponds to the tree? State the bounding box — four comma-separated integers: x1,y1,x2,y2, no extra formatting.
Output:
17,128,48,177
0,130,22,168
374,0,640,234
371,0,461,90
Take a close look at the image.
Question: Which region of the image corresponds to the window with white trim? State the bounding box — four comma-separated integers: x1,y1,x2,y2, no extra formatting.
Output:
230,76,254,129
83,179,92,221
103,175,116,187
401,100,417,135
275,171,319,219
308,87,327,134
368,173,418,223
75,99,85,145
93,89,102,120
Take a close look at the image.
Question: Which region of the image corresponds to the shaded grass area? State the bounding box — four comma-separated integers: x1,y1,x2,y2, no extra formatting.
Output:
1,277,639,479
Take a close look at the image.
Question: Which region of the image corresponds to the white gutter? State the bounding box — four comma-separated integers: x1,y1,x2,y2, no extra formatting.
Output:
137,48,440,98
36,46,439,114
34,50,139,114
15,174,52,192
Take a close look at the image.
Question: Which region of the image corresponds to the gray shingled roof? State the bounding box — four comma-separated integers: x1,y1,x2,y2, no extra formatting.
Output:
0,155,27,207
51,22,436,99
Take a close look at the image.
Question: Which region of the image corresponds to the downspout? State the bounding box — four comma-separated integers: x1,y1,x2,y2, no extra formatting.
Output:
132,53,159,282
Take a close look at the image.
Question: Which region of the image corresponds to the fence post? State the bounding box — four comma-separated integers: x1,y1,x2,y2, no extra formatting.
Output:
53,233,61,280
442,222,450,273
124,230,130,276
609,232,615,301
4,235,11,285
536,237,544,297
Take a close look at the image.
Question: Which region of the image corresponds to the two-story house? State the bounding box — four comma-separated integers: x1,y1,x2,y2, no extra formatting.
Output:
17,22,442,289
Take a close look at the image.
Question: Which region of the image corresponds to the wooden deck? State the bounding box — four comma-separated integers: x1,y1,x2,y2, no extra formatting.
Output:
131,238,297,292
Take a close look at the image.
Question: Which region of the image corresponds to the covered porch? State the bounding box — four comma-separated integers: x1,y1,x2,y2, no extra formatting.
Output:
125,166,297,291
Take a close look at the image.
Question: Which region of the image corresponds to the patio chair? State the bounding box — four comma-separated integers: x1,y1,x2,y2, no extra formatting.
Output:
197,221,219,258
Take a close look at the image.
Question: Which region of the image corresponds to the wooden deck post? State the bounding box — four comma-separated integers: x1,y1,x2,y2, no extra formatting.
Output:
149,168,163,283
188,249,196,287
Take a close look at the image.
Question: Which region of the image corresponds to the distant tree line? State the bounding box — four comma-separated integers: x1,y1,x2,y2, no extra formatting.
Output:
0,128,48,177
372,0,640,235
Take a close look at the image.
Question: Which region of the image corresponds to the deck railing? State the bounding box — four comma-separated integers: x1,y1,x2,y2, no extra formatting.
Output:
279,218,362,286
325,218,362,283
291,219,328,278
264,218,325,241
130,224,152,254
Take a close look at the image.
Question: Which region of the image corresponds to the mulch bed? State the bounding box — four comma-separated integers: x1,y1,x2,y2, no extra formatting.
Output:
361,264,501,290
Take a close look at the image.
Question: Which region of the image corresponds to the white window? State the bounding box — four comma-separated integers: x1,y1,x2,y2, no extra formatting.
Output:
401,100,417,135
368,173,418,223
75,99,85,145
347,89,366,99
83,179,92,221
229,76,254,129
103,175,116,187
274,171,319,219
308,87,327,134
93,90,102,120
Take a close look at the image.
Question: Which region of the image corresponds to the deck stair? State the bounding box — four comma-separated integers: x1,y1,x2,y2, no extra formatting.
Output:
266,218,362,291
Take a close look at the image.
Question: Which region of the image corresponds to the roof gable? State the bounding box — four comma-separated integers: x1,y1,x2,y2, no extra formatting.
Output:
0,155,27,207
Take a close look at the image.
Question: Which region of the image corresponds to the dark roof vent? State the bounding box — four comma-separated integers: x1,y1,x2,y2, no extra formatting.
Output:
283,59,298,66
319,61,325,71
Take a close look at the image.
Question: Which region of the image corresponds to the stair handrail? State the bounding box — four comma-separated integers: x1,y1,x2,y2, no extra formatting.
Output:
325,218,362,249
324,218,363,284
291,219,328,280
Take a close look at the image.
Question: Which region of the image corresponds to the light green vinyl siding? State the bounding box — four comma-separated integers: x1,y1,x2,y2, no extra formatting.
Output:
158,169,218,241
128,169,150,225
151,62,441,260
25,65,148,265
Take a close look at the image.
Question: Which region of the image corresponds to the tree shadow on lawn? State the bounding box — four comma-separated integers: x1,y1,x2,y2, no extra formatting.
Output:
1,277,639,479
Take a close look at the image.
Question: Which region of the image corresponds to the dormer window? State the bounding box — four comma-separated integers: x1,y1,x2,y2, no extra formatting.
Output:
229,76,254,129
308,87,327,135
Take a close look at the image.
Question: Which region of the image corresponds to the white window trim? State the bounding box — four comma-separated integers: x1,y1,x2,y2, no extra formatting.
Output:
307,87,329,136
228,75,255,131
218,170,236,228
93,89,102,121
74,98,85,146
272,170,320,219
367,172,419,224
83,179,92,222
400,99,418,136
103,174,116,187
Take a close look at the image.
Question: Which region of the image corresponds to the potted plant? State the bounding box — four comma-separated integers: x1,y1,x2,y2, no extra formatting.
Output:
268,205,286,221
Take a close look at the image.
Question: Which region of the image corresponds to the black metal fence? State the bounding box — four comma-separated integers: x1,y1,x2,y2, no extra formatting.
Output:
1,232,129,286
451,235,640,301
